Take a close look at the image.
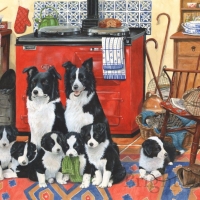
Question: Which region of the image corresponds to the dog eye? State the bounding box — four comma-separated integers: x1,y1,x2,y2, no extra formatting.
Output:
42,80,48,85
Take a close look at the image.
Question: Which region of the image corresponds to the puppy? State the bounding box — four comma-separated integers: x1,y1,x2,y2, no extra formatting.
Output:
62,132,87,182
80,123,126,188
139,136,179,181
62,58,118,153
0,125,18,180
29,131,67,188
23,66,67,149
3,141,37,178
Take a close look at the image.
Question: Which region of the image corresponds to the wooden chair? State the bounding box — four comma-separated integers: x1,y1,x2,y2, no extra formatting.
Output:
160,55,200,165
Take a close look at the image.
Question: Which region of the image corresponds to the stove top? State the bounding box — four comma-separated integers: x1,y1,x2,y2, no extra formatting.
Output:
16,28,146,46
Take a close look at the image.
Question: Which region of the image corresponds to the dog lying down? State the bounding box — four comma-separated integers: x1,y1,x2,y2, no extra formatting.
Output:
139,136,181,181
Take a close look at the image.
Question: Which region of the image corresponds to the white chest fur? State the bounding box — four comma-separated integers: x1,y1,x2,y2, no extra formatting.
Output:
85,140,109,172
65,91,94,132
139,149,165,172
42,151,63,180
0,144,13,169
27,98,60,148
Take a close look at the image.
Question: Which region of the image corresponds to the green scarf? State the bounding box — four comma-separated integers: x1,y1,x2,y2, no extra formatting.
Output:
62,156,83,183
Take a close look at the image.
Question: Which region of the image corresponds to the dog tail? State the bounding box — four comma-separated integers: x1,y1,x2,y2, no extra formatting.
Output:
112,166,126,184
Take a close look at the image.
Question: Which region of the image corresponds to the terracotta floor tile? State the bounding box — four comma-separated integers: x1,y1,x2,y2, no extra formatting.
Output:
112,133,141,145
119,145,141,154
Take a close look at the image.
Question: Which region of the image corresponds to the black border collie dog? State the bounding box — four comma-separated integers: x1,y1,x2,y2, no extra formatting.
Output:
29,131,67,188
23,66,67,149
3,141,37,179
139,136,179,181
80,123,126,188
62,58,118,153
0,125,18,180
62,132,87,181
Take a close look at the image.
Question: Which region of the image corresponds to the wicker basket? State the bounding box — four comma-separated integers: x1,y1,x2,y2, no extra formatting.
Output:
136,114,193,150
183,88,200,116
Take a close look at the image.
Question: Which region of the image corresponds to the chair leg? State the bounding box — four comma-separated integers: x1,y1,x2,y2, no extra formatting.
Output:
160,110,170,141
190,122,200,165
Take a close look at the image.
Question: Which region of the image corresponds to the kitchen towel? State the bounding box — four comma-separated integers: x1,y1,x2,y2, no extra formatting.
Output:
102,37,126,80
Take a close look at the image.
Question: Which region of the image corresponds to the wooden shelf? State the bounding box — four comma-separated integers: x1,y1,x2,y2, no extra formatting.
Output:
181,8,200,11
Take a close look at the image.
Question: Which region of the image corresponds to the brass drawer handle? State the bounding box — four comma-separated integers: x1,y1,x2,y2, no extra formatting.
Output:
191,46,196,51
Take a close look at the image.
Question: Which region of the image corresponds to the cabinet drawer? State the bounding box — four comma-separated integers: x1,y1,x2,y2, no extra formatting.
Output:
178,41,200,56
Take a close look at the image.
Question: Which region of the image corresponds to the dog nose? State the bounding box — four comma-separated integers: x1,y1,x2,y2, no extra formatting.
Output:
3,143,6,146
89,143,93,147
57,148,60,152
22,161,26,165
33,90,38,95
69,154,73,157
73,85,78,90
164,153,168,157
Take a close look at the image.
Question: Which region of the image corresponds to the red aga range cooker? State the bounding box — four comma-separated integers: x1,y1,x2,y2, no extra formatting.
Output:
15,27,146,137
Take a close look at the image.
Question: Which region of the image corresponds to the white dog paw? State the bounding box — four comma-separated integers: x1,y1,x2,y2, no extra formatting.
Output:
48,178,54,184
92,177,102,186
139,169,146,179
63,174,69,182
144,174,155,182
39,182,47,188
57,179,67,185
0,176,4,180
3,169,17,179
98,182,108,188
168,162,173,165
180,150,185,154
108,180,113,187
80,181,90,188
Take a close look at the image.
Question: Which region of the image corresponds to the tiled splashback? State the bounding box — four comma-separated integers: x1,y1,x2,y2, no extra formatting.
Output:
34,0,152,34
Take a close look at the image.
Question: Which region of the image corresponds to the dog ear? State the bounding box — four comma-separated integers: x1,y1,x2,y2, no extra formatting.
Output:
41,133,47,148
142,140,152,156
95,123,106,134
23,66,38,79
10,125,19,137
48,66,61,80
62,61,75,71
82,58,93,72
10,142,22,156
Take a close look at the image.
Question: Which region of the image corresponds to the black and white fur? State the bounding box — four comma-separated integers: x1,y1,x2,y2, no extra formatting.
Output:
62,132,87,182
0,125,17,180
62,58,118,153
29,131,67,188
139,136,179,181
3,141,37,178
80,123,126,188
23,66,67,149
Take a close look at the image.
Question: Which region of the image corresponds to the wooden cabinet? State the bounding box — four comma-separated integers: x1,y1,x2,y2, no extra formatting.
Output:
171,32,200,70
178,0,200,31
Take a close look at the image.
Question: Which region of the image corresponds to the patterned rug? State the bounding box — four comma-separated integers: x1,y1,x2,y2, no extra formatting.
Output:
1,152,200,200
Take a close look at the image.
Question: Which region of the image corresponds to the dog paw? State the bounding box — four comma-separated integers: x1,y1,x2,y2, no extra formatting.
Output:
3,169,17,179
63,174,69,182
180,150,185,154
139,169,146,179
57,179,67,185
0,176,4,180
48,178,54,184
108,179,113,187
168,162,173,165
80,181,90,188
92,177,102,186
98,182,108,188
144,174,155,182
39,182,47,188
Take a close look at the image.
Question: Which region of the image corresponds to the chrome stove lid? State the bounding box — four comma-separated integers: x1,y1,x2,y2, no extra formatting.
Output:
39,25,81,36
87,26,130,36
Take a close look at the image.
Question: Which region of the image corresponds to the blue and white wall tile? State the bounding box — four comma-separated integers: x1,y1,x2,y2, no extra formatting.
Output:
34,0,152,35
